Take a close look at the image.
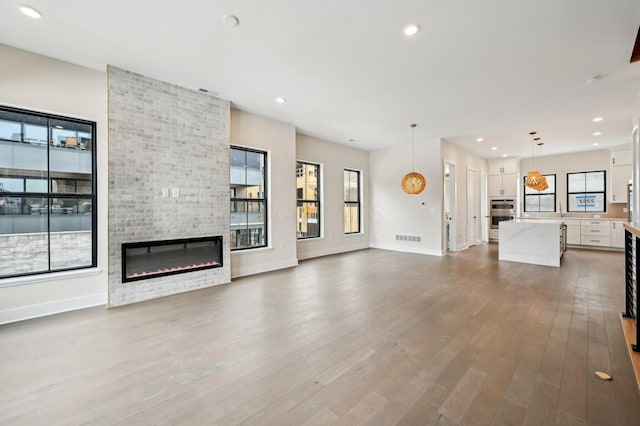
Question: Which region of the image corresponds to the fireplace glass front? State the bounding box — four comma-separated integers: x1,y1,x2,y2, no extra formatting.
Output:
122,236,222,282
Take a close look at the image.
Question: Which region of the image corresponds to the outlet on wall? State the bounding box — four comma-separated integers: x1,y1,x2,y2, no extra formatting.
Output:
171,188,179,198
161,188,169,198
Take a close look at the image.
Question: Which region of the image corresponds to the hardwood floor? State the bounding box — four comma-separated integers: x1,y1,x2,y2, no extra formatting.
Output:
1,245,639,425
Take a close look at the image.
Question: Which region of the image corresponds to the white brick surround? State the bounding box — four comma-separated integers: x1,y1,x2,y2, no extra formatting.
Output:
107,66,231,307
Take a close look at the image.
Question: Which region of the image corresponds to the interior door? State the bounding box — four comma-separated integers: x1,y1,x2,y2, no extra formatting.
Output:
467,168,476,246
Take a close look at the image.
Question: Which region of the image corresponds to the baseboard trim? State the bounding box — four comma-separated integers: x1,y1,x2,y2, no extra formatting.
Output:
231,258,299,279
370,243,443,257
0,293,107,325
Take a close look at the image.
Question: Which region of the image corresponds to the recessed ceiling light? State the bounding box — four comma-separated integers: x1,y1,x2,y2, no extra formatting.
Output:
54,125,63,129
529,131,537,135
404,24,420,36
593,131,601,136
222,14,239,26
476,137,483,142
275,97,286,104
593,142,600,146
19,5,42,19
502,154,508,158
593,117,603,122
491,147,497,151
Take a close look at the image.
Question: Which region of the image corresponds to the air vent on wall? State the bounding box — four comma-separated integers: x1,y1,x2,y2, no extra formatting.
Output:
395,234,422,243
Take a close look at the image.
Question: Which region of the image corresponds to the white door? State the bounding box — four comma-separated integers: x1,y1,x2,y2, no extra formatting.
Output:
467,168,476,246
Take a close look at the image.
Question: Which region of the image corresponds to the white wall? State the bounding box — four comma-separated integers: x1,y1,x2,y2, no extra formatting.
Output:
229,109,298,277
296,134,370,259
370,138,443,256
0,44,108,323
441,140,488,251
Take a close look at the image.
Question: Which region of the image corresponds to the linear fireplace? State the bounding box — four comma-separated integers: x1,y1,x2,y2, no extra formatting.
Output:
122,236,223,283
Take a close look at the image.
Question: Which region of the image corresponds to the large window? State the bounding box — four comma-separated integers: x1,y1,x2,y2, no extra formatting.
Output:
344,169,361,233
523,174,556,212
230,147,267,250
567,170,606,213
0,106,96,278
296,161,320,239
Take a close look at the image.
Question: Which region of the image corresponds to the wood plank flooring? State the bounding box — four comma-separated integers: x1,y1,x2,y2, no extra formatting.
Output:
1,245,639,425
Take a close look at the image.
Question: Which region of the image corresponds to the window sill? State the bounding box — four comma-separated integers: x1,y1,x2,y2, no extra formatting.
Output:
0,267,102,288
231,246,273,255
345,232,365,237
297,237,324,243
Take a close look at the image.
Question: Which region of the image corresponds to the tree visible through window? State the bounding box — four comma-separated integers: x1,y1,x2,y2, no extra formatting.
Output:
344,169,360,233
296,162,320,239
0,106,97,278
230,147,267,250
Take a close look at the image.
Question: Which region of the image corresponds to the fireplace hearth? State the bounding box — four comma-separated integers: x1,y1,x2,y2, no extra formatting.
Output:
122,236,223,283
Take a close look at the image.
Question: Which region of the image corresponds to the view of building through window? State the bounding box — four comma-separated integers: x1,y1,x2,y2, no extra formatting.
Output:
0,106,96,278
230,147,267,250
296,162,320,239
523,174,556,212
344,169,360,233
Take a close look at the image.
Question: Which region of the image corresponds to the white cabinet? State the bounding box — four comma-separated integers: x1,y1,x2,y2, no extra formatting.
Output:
489,159,517,198
610,149,632,167
579,219,611,247
610,149,632,203
564,219,581,245
611,220,626,248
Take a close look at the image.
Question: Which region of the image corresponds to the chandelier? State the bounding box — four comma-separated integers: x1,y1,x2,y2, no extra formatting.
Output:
524,134,548,191
401,124,426,194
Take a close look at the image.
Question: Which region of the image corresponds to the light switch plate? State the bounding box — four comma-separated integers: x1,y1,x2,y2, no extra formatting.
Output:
171,188,179,198
161,188,169,198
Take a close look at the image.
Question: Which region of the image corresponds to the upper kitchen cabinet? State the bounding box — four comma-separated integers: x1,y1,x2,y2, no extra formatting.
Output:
610,149,631,166
610,149,631,203
488,159,517,198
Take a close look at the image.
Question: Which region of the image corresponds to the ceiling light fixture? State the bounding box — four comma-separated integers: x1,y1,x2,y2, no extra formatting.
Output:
593,142,600,146
54,125,63,129
476,137,483,142
19,5,42,19
401,124,426,195
275,97,286,104
525,135,548,192
502,154,508,158
223,14,239,26
491,147,497,151
593,131,601,136
593,117,603,122
404,24,420,36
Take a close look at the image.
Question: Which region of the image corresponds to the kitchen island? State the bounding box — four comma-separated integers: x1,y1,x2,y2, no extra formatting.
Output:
499,219,565,267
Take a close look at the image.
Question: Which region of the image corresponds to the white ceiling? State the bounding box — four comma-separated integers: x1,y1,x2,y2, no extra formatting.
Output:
1,0,640,159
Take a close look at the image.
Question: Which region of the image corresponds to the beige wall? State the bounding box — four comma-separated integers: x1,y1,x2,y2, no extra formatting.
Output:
296,134,370,259
229,109,298,277
369,138,443,256
0,44,108,323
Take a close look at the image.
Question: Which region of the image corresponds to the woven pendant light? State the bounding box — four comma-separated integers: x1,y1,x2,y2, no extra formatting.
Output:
524,136,548,191
401,124,426,194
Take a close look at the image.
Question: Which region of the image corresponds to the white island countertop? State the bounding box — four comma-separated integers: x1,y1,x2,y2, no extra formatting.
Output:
499,219,564,267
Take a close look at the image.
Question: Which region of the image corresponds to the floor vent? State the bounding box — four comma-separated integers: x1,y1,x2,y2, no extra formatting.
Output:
395,234,421,243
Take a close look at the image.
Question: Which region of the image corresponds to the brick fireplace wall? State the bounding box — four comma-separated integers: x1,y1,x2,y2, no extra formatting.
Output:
107,66,230,307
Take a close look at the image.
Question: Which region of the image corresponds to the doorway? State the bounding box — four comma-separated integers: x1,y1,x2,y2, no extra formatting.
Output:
467,168,477,246
444,161,456,251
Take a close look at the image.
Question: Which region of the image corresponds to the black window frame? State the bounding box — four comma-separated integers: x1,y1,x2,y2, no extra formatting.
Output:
0,105,97,279
230,146,268,251
344,169,361,234
523,173,556,212
566,170,607,213
296,161,321,239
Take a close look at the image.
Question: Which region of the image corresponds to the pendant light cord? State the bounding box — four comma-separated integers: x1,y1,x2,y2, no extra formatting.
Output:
411,123,416,172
